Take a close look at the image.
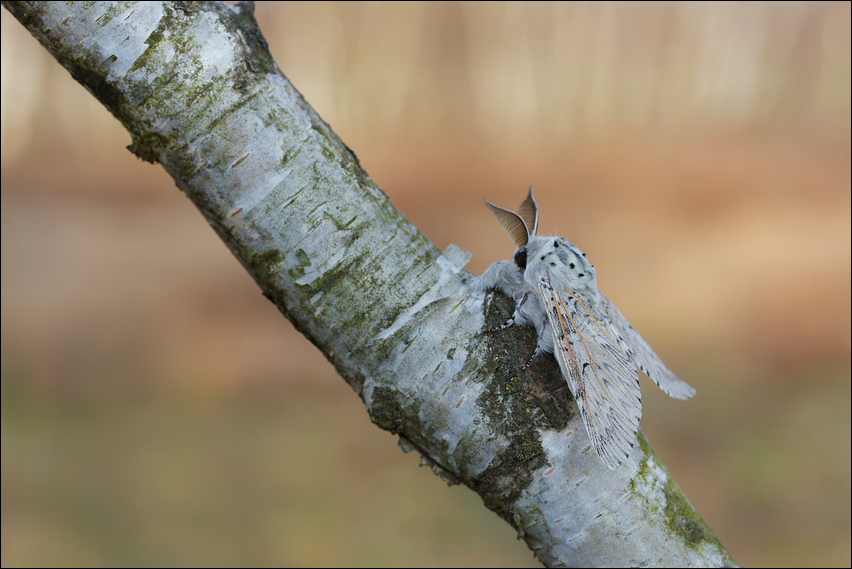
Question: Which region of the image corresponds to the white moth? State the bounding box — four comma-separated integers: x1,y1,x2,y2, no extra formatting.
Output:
470,187,695,469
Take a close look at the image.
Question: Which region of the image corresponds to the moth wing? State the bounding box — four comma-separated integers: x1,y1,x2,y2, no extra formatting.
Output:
599,293,696,400
538,277,642,469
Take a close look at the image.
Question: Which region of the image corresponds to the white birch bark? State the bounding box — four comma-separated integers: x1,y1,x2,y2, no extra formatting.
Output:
2,2,736,566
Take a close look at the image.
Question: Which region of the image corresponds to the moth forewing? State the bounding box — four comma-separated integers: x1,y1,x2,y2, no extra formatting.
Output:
536,275,641,469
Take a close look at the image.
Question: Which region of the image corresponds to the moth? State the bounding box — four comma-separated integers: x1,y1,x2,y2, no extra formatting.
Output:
470,187,695,469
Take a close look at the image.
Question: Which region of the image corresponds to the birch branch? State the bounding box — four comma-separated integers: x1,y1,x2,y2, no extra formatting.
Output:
2,2,736,566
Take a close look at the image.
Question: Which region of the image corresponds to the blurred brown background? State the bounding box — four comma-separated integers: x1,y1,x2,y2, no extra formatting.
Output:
2,2,849,567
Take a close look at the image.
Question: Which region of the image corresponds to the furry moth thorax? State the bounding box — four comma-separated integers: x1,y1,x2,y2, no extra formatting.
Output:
471,187,695,470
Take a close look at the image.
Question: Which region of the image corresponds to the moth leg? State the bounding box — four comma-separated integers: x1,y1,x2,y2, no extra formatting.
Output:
483,292,530,333
486,316,540,370
521,351,540,370
468,260,523,296
484,317,517,334
522,340,553,370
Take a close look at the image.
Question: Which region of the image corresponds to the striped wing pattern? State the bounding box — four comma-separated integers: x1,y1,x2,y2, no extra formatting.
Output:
538,277,642,469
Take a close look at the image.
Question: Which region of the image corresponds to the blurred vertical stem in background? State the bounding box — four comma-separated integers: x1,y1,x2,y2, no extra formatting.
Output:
2,2,736,567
